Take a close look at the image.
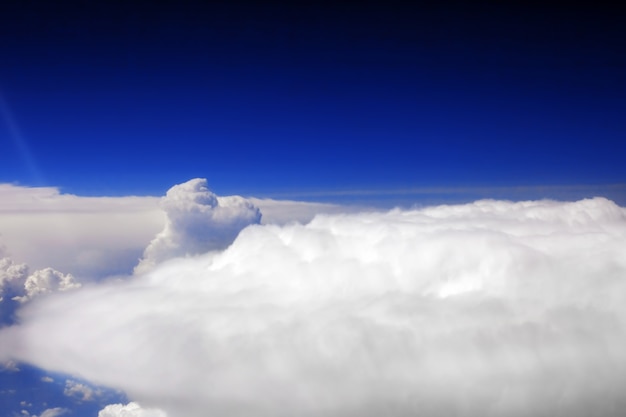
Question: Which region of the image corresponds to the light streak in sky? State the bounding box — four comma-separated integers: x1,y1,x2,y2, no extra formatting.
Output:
0,89,44,185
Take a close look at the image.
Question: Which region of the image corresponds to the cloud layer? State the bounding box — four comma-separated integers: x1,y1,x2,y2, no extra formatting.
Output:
1,197,626,417
0,184,164,279
0,182,350,280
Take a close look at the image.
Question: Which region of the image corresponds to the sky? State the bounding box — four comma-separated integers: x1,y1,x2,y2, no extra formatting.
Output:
1,2,626,417
1,1,624,201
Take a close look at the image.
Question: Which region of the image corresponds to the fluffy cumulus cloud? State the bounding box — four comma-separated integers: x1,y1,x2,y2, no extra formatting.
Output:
1,257,80,324
0,257,28,302
18,268,81,302
135,178,261,273
1,197,626,417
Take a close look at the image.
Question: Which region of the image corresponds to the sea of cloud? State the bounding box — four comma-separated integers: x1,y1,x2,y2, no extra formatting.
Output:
1,180,626,416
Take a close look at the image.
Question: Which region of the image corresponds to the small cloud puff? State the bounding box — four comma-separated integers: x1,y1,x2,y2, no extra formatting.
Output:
135,178,261,273
98,402,167,417
21,408,69,417
64,379,100,401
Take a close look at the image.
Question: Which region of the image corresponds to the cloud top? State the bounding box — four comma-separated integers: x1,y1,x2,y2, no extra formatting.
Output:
135,178,261,273
1,197,626,417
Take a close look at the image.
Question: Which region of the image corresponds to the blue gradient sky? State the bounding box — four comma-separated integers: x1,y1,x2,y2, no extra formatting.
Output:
1,2,624,202
0,4,626,416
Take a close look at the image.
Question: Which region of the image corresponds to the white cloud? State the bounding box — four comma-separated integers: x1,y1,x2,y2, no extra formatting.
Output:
0,182,363,279
1,257,80,315
40,376,54,383
17,268,80,303
98,402,167,417
135,178,261,273
0,257,28,302
63,379,99,401
1,197,626,417
37,408,69,417
20,408,70,417
0,184,164,279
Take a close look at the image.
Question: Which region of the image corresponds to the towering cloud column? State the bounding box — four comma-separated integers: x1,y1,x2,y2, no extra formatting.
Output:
135,178,261,273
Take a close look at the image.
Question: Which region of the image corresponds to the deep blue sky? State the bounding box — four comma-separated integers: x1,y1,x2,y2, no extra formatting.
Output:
1,1,624,200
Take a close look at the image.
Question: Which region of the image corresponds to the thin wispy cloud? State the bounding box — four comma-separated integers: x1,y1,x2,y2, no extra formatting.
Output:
264,183,626,206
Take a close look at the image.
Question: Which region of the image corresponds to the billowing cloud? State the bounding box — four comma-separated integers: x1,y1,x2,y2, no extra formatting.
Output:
0,257,28,302
1,197,626,417
17,268,81,303
1,257,80,324
98,402,167,417
135,178,261,273
0,182,362,279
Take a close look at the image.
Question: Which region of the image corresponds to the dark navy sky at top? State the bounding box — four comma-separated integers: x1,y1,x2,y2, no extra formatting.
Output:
0,1,624,198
